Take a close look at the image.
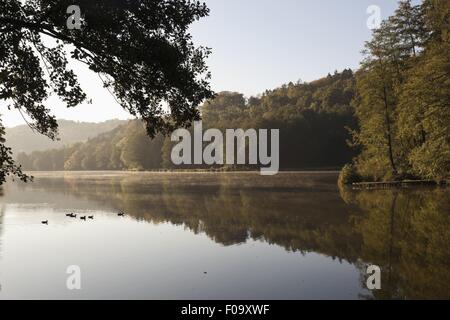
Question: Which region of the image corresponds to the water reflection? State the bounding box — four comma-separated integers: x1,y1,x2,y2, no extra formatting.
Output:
0,172,448,299
2,173,358,253
341,187,450,299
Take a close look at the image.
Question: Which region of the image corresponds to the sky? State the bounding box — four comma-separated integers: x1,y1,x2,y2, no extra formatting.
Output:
2,0,421,128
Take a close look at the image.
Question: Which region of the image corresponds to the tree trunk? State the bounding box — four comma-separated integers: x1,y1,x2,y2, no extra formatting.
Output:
382,85,398,176
378,59,398,177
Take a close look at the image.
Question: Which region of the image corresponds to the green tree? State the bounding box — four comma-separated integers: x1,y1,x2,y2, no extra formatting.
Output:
346,0,448,182
64,148,83,170
396,0,450,180
14,70,362,172
119,122,152,170
391,0,427,58
353,18,406,180
0,0,213,183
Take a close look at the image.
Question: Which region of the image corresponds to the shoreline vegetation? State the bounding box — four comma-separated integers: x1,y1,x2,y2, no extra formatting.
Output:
351,180,448,189
23,168,341,174
338,1,449,186
338,163,448,189
16,169,448,191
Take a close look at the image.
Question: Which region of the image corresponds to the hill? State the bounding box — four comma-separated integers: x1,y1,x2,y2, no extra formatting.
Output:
6,119,127,156
17,69,358,171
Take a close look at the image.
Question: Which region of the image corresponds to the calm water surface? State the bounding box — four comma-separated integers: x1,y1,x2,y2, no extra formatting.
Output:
0,172,448,299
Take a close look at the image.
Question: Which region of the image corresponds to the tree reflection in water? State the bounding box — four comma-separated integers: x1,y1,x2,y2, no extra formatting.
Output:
1,172,449,299
341,186,450,299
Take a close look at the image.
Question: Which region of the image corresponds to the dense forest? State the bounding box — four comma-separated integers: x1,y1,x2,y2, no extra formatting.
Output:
341,0,449,183
16,69,357,171
13,0,449,181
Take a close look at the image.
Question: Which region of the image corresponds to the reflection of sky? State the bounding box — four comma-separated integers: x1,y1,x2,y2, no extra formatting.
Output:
0,173,369,299
0,206,366,299
3,171,448,299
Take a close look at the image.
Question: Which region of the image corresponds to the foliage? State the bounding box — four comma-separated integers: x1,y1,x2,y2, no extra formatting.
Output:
338,163,361,186
17,70,359,171
348,0,450,182
0,0,213,182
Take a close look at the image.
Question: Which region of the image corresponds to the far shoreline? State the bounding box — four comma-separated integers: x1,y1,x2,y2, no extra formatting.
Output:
23,169,341,175
13,171,448,190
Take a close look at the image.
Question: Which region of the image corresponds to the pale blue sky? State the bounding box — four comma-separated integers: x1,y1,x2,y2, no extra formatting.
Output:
2,0,420,127
192,0,420,95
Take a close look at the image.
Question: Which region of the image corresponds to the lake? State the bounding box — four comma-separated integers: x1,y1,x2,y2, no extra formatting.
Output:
0,172,448,299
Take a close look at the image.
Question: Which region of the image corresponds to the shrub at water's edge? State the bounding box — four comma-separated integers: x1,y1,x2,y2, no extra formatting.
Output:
338,164,361,186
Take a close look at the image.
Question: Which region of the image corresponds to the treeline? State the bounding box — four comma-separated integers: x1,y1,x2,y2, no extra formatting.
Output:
17,69,357,171
341,0,449,184
9,1,450,179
